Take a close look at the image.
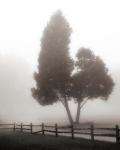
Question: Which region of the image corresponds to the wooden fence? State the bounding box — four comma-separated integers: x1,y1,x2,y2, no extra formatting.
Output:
0,123,120,144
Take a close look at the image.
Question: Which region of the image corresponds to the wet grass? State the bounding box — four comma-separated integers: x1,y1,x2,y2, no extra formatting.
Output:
0,131,120,150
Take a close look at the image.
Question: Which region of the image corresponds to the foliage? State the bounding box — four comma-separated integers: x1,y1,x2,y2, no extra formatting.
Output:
32,10,73,105
72,47,114,101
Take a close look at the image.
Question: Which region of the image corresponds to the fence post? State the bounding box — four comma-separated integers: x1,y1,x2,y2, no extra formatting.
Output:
55,123,58,137
71,125,74,139
116,125,119,144
91,124,94,142
21,123,23,132
30,123,32,134
42,123,45,135
13,123,16,132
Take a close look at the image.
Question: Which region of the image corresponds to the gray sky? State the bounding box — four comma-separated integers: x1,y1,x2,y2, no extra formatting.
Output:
0,0,120,124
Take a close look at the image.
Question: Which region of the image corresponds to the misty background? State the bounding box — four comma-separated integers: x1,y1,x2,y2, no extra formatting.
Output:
0,0,120,124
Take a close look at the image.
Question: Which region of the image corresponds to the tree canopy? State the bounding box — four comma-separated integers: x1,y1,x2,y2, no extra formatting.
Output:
72,48,114,101
32,10,73,106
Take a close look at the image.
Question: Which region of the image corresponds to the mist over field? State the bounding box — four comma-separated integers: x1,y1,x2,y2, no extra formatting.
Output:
0,53,119,125
0,0,120,125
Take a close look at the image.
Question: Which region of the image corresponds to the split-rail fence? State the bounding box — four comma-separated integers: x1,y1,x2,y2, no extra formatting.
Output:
0,123,119,144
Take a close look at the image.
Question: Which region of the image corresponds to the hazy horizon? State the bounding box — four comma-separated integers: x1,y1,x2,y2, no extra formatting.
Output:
0,52,119,125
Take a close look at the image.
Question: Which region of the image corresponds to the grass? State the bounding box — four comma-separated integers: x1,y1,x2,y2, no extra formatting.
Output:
0,131,120,150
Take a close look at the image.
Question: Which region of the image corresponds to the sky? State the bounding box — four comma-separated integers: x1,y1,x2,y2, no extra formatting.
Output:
0,0,120,124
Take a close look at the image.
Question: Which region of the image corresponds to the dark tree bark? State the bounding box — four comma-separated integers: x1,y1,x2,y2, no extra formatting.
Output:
75,100,81,124
75,98,89,124
64,98,73,124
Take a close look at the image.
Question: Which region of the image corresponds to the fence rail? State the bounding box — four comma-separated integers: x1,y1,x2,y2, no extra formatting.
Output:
0,123,119,143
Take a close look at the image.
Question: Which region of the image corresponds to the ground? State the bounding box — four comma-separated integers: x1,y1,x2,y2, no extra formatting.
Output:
0,131,120,150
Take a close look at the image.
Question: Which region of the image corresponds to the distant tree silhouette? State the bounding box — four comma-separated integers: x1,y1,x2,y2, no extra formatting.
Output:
31,10,74,124
72,48,114,124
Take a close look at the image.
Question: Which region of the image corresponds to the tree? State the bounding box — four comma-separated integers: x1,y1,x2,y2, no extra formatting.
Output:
72,47,114,124
31,11,114,125
31,10,74,124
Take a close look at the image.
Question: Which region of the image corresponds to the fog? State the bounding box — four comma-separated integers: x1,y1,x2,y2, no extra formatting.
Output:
0,54,119,124
0,0,120,124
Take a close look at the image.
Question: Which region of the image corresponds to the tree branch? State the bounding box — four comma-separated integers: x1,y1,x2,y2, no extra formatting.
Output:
80,98,89,109
60,98,65,107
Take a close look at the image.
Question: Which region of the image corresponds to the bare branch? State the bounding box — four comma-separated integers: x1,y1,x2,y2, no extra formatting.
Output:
80,98,88,109
59,96,66,107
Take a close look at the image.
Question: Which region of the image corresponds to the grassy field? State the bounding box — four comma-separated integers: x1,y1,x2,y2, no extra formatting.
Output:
0,131,120,150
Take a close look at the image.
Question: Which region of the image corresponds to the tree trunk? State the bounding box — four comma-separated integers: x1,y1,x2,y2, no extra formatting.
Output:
75,100,81,124
64,98,73,125
75,98,88,124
